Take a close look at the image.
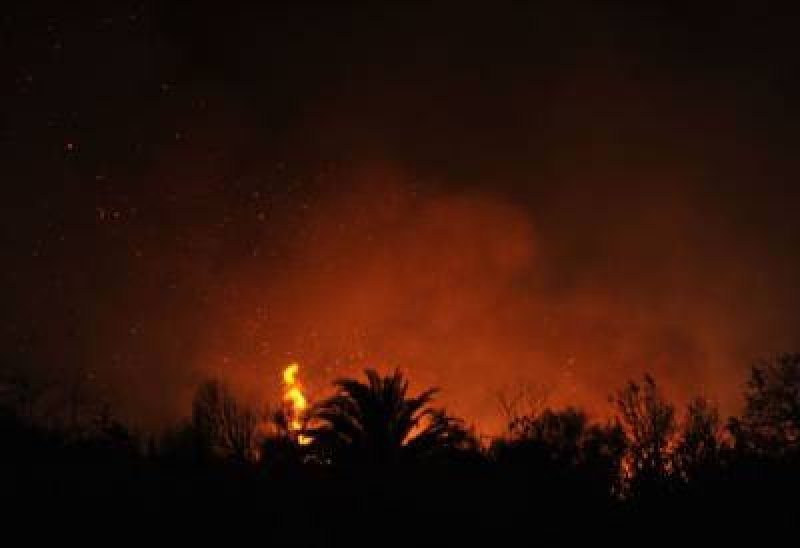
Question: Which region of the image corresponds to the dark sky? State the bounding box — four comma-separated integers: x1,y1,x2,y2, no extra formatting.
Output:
3,1,800,431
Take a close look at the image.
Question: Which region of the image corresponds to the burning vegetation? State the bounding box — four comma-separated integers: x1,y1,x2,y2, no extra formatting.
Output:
281,363,311,445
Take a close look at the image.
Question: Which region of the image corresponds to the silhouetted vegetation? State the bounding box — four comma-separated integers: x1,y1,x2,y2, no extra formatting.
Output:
308,369,474,465
3,356,799,543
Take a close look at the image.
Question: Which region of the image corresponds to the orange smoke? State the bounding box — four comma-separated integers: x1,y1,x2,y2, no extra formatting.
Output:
171,168,795,436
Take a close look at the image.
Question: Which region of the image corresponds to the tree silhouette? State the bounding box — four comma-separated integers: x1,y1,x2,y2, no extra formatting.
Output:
614,375,676,496
735,353,800,454
309,369,468,464
493,407,590,466
673,396,724,486
191,379,259,462
491,407,626,502
6,355,800,537
496,381,550,437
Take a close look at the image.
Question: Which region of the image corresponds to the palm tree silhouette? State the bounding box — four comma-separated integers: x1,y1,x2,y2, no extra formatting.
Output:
309,369,469,463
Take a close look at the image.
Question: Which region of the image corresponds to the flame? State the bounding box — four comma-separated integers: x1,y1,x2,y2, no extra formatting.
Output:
282,362,312,445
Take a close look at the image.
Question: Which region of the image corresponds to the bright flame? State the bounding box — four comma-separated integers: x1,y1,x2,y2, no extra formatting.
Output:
282,362,312,445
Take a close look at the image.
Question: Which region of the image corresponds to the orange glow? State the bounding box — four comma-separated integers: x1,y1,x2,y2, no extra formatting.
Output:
175,174,769,435
282,362,312,445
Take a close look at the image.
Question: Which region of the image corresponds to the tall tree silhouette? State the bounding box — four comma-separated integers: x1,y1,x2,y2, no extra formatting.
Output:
673,396,724,485
191,379,260,462
734,353,800,454
615,375,676,496
309,369,468,463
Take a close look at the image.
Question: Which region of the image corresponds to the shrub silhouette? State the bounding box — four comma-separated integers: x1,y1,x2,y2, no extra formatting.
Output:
491,406,626,505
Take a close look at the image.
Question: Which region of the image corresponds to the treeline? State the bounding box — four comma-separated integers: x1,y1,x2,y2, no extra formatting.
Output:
2,355,799,542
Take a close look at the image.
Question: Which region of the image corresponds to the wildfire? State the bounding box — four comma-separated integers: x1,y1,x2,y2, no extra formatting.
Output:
282,362,312,445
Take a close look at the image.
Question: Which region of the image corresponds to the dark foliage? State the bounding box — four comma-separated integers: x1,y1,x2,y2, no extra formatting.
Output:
736,353,800,453
308,369,475,465
2,362,799,543
614,375,677,497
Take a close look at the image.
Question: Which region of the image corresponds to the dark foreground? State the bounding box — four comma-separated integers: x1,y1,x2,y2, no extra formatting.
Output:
4,356,800,544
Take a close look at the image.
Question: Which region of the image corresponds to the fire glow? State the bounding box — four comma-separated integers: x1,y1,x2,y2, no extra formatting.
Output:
282,362,312,445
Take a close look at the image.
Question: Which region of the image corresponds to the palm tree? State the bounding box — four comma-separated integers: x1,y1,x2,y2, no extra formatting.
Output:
309,369,471,463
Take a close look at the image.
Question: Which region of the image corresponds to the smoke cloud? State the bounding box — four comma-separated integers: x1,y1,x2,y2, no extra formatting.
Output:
5,2,800,433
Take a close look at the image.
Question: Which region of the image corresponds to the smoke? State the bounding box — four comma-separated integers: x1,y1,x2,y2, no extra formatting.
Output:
143,161,798,434
6,96,800,434
5,2,800,433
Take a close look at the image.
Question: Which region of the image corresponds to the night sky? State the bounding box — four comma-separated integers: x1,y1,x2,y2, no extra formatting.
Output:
3,1,800,431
